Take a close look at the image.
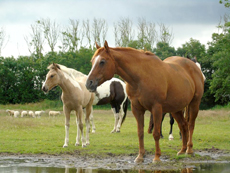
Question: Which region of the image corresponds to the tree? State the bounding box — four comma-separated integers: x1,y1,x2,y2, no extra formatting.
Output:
114,17,134,47
208,21,230,105
158,23,174,45
153,42,176,60
37,18,59,53
24,23,44,59
91,18,108,46
137,18,157,51
0,27,9,56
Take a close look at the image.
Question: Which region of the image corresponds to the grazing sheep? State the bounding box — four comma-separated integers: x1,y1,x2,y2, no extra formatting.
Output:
35,110,45,117
21,111,28,117
14,111,20,118
49,111,61,117
6,109,14,116
28,111,35,118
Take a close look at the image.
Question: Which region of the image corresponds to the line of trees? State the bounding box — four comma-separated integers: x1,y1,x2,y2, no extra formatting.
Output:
0,15,229,109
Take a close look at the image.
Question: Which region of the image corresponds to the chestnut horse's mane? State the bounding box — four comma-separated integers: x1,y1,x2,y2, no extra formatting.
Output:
91,46,156,61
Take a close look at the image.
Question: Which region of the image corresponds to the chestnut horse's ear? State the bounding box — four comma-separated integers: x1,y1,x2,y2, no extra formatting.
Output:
95,42,100,49
194,56,197,62
104,40,109,52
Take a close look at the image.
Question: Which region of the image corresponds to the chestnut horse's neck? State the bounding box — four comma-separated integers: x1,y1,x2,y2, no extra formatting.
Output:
111,48,163,87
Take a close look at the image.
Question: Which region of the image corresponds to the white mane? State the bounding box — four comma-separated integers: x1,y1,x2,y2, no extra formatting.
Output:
58,64,86,79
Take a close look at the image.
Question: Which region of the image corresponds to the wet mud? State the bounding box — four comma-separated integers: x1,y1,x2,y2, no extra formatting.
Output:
1,148,230,171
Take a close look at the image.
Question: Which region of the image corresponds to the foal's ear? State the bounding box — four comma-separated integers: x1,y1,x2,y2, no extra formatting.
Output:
52,63,60,70
104,40,109,52
95,42,100,49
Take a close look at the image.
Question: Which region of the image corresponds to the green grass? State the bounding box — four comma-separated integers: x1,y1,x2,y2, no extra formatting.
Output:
0,105,230,160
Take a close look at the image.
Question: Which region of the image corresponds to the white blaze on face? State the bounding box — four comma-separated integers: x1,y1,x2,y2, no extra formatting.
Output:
88,55,100,78
63,72,82,90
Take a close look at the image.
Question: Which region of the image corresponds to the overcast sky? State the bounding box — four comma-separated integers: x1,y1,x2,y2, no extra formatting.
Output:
0,0,229,58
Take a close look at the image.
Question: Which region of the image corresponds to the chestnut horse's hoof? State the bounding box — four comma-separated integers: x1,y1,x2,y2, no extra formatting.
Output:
153,157,161,162
134,157,144,163
177,150,186,156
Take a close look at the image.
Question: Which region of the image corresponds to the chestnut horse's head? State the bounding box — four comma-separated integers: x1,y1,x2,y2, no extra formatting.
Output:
86,41,116,92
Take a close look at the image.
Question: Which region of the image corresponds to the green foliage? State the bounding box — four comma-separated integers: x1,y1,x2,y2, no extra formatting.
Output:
153,42,176,60
209,24,230,105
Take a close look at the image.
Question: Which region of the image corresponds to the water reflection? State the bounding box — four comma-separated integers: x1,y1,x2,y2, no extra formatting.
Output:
0,158,230,173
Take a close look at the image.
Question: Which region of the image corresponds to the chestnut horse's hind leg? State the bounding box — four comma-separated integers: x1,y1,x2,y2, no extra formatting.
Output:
186,103,199,155
171,111,188,155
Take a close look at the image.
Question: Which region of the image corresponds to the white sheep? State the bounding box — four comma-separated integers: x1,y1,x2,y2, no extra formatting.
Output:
21,111,28,117
14,111,20,118
35,110,45,117
28,111,35,118
49,111,61,117
6,109,15,116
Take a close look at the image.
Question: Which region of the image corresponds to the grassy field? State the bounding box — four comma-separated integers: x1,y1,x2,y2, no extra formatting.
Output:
0,101,230,160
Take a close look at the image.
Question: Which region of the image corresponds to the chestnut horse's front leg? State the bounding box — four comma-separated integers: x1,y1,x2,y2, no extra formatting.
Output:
131,103,145,163
151,105,163,162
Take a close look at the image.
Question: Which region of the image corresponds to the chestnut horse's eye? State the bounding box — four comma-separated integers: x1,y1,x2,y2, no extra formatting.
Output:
99,59,105,66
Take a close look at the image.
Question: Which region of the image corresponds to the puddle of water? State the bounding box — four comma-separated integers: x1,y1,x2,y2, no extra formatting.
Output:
0,157,230,173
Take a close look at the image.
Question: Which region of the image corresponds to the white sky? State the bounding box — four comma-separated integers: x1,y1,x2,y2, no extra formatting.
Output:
0,0,229,58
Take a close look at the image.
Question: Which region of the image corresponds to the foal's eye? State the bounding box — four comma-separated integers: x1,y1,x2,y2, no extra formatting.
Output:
99,60,105,66
50,75,54,78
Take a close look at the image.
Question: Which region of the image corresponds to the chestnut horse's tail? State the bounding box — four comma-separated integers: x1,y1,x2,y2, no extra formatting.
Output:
184,106,189,122
121,98,129,125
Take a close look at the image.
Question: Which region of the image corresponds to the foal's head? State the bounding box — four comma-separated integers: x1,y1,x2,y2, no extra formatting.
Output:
86,41,116,92
42,63,61,93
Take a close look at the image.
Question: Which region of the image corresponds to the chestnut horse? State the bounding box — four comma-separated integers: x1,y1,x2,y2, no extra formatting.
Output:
42,63,94,148
85,41,204,163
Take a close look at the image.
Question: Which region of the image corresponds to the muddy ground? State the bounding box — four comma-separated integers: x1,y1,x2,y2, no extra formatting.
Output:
1,148,230,171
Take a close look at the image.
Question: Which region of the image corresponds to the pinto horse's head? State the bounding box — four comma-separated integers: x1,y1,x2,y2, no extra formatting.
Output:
86,41,116,92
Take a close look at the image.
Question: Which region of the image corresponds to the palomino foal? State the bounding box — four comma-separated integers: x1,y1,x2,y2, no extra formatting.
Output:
86,41,204,163
42,63,94,147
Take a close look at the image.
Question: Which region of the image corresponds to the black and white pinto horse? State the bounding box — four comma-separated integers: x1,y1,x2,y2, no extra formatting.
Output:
58,64,129,133
149,56,206,140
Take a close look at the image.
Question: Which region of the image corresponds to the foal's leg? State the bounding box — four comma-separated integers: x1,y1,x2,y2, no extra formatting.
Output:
75,107,86,147
63,106,71,148
168,113,175,140
171,111,188,155
89,106,96,133
85,105,92,145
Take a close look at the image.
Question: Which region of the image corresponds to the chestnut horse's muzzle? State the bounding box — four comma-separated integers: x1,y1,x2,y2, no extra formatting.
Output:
85,79,98,92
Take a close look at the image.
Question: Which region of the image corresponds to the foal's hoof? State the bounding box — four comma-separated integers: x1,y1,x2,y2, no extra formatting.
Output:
116,130,120,133
75,142,80,146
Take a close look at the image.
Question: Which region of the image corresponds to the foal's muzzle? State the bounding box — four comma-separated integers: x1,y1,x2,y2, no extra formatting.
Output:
85,79,98,92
